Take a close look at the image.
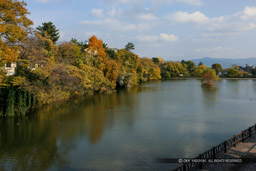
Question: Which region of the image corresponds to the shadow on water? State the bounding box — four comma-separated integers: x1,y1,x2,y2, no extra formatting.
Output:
0,89,140,170
0,116,63,170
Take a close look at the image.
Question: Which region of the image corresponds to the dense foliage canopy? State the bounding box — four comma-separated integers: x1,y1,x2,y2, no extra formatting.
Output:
212,63,223,75
0,0,33,65
0,0,253,116
225,67,248,78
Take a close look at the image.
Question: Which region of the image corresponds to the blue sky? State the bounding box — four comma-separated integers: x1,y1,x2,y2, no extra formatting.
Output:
25,0,256,61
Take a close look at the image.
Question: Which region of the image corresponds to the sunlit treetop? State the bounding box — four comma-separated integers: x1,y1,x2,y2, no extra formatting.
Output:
87,35,106,59
0,0,33,64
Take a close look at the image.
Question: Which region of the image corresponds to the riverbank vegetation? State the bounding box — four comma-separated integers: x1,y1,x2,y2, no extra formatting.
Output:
0,0,252,116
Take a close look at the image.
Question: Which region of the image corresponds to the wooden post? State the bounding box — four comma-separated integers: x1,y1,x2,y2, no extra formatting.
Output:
183,164,186,171
241,131,244,142
199,154,203,169
212,147,215,159
233,135,236,147
224,141,227,153
249,127,251,137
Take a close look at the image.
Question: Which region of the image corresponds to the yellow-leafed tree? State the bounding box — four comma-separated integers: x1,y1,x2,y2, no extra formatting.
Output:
104,59,120,88
193,64,207,77
0,0,33,65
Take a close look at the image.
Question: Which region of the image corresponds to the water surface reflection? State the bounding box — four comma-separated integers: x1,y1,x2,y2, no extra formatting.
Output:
1,80,256,170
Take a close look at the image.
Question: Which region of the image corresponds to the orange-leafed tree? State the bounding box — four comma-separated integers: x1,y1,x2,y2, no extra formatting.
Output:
87,35,107,70
0,0,33,65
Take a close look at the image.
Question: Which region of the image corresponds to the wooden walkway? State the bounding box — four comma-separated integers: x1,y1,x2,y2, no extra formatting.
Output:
173,124,256,171
191,133,256,171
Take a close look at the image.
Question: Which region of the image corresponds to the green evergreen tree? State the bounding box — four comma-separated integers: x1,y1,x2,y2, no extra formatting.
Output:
125,42,135,51
37,22,60,44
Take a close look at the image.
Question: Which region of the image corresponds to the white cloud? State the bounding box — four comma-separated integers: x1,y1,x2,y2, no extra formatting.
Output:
102,0,202,6
167,6,256,36
137,33,178,42
138,13,158,20
201,32,239,39
204,9,256,32
178,0,202,6
137,35,159,41
36,0,70,3
242,6,256,19
151,0,202,6
81,19,138,31
160,33,179,41
136,23,153,32
101,0,137,4
107,8,123,17
36,0,49,2
167,11,209,23
91,9,104,18
247,23,256,30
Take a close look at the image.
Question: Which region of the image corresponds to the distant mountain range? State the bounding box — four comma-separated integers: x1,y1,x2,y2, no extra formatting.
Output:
191,57,256,69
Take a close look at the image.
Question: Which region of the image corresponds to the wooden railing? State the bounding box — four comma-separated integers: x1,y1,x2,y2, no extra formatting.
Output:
173,123,256,171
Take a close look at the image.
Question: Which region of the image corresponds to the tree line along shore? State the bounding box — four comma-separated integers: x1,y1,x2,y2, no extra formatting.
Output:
0,1,254,116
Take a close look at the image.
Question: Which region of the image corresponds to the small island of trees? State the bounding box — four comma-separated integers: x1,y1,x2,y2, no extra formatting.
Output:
201,69,219,87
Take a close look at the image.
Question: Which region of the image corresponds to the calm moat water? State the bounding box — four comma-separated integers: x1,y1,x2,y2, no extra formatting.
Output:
1,79,256,170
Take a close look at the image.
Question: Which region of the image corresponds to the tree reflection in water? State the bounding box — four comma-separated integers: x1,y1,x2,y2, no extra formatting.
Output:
0,89,138,170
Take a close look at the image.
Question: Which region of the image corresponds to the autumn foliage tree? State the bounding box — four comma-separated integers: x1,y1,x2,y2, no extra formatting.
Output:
193,64,207,77
201,68,219,87
137,58,161,82
87,35,107,70
58,42,82,65
161,62,188,79
104,60,120,87
152,57,164,65
0,0,33,65
226,67,248,78
115,49,139,88
181,60,197,74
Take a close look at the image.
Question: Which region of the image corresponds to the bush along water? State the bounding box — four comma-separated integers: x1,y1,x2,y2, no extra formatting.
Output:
0,87,36,116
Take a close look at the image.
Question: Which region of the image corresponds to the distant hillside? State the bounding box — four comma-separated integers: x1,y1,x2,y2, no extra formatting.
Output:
192,57,256,69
